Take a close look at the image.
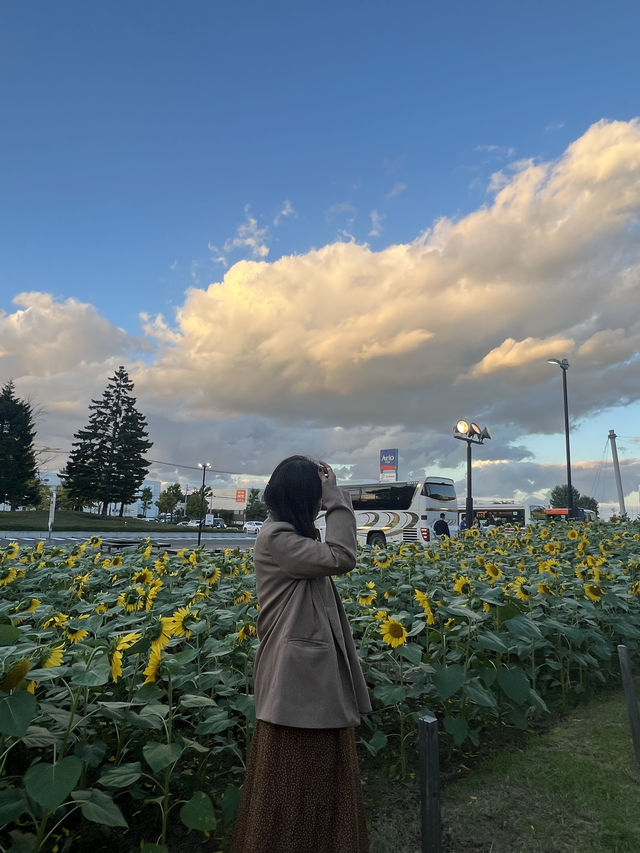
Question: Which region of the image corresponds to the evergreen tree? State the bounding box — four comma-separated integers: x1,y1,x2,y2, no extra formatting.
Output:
61,367,153,518
549,484,581,510
245,488,267,520
0,381,40,510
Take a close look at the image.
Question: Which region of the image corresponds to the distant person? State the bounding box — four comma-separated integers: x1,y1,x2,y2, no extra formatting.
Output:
433,512,451,538
459,514,467,532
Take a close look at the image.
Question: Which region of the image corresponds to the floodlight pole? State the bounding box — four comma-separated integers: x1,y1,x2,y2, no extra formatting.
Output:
548,359,574,519
465,441,473,529
197,463,211,547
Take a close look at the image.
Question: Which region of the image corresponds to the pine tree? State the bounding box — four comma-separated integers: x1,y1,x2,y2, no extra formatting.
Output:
61,367,153,517
0,381,40,510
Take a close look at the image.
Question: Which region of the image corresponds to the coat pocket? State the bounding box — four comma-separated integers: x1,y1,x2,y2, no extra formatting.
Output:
287,637,329,648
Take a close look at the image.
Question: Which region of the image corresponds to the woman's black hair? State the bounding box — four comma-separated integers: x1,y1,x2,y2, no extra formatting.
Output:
264,455,322,540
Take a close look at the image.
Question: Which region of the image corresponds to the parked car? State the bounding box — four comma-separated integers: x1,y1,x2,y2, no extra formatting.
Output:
209,518,226,529
178,519,200,527
243,520,263,534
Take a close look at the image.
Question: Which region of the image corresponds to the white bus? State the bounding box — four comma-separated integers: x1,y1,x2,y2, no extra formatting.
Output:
458,502,547,533
317,477,458,547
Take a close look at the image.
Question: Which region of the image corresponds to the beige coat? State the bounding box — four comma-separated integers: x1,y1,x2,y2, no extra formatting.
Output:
252,485,372,729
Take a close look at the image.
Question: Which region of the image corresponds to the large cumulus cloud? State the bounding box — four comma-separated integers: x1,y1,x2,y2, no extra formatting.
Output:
138,119,640,439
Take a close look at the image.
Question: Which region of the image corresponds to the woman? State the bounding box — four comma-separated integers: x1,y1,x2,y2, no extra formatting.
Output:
232,456,371,853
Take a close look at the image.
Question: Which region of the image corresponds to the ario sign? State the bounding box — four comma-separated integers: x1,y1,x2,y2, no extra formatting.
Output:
379,449,398,482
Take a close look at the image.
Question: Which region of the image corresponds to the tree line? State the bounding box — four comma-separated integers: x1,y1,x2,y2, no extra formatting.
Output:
1,367,152,518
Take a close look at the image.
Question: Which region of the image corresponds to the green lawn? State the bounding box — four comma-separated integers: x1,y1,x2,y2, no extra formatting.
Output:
0,509,241,533
367,690,640,853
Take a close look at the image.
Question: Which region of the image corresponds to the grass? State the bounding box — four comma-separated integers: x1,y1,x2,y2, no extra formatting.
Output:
0,509,242,533
366,690,640,853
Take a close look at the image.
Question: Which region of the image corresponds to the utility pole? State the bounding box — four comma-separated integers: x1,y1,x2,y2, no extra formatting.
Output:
608,429,626,517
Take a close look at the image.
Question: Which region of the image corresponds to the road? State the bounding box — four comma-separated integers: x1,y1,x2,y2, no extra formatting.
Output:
0,530,257,551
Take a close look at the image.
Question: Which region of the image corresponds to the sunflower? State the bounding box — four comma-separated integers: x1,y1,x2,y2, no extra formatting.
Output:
237,623,257,642
380,618,407,648
584,583,603,603
65,628,89,644
4,542,19,560
358,582,377,607
42,645,65,668
414,589,436,625
513,576,530,600
567,528,579,541
453,575,471,596
169,606,199,638
88,536,102,548
133,568,154,585
537,582,554,596
143,644,163,684
630,581,640,596
373,610,388,621
117,586,147,613
202,567,221,585
482,601,491,613
0,658,31,691
485,562,502,583
0,567,17,587
110,632,142,682
149,616,174,653
234,590,252,605
373,553,393,569
43,612,69,628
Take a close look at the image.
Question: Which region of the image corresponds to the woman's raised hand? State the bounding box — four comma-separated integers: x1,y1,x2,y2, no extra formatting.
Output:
318,460,337,489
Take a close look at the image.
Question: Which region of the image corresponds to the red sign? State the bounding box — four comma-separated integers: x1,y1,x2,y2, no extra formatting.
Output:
235,489,246,503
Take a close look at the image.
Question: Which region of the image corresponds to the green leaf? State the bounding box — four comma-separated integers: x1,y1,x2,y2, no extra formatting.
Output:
218,785,241,825
443,715,468,745
463,680,498,710
71,652,111,687
229,693,255,721
71,789,128,827
143,742,183,773
179,694,216,709
504,614,543,640
372,684,408,705
362,729,388,756
195,713,235,735
0,624,21,645
0,787,27,825
140,844,169,853
496,668,531,704
431,664,465,701
98,762,142,788
477,630,509,653
74,740,107,768
24,756,82,812
180,791,217,831
0,692,37,737
399,643,423,664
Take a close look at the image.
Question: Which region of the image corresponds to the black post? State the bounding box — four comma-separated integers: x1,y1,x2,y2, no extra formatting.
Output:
419,714,441,853
197,464,207,547
561,366,574,519
465,440,473,529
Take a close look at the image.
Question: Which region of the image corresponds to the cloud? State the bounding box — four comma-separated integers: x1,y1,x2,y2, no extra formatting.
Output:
385,182,406,199
475,144,516,159
4,120,640,510
369,210,384,237
325,201,355,219
222,207,270,260
273,200,296,226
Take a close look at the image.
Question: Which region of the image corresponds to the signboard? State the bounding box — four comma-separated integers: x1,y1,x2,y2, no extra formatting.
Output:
235,489,247,503
205,513,214,526
379,449,398,482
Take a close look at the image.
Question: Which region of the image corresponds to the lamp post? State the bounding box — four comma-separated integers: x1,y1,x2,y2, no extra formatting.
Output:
197,463,211,546
453,420,491,529
547,358,574,519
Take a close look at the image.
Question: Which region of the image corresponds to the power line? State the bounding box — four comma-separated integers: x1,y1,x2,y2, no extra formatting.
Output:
148,458,269,478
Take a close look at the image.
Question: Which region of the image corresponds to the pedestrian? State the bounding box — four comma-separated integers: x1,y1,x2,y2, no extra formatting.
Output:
232,455,371,853
433,512,451,538
459,514,467,532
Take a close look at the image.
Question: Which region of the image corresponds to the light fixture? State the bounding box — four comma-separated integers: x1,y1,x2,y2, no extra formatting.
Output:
453,420,492,531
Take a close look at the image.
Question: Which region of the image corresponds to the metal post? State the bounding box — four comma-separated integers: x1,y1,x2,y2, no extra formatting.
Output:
419,714,441,853
465,441,473,529
561,366,574,519
609,430,627,517
617,645,640,770
197,465,206,547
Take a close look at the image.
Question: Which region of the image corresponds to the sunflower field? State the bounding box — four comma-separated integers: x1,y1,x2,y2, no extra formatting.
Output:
1,521,640,851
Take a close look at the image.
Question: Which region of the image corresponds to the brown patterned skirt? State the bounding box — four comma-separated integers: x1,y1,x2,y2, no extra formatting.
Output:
231,720,368,853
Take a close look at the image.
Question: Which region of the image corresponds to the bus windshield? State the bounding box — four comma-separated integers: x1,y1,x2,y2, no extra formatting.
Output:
422,481,457,502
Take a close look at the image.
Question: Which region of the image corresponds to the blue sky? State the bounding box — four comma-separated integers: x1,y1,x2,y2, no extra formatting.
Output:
2,1,640,514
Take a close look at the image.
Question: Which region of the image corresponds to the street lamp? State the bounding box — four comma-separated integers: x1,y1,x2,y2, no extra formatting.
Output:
547,358,574,519
453,420,492,529
197,463,211,546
